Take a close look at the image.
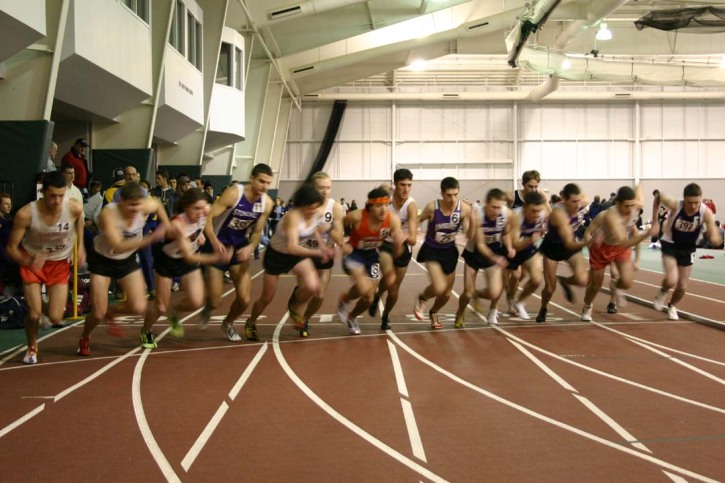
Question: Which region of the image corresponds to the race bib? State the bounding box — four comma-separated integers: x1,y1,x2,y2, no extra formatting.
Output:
435,232,455,244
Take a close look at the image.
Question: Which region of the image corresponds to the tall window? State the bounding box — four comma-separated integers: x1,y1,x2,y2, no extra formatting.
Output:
234,47,243,90
175,0,185,56
187,11,196,66
195,20,203,70
122,0,149,23
217,42,231,86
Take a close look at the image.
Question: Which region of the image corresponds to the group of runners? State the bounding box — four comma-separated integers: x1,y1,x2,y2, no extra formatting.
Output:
7,166,721,365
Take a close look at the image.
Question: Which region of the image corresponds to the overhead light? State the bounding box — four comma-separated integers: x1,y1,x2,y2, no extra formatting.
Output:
596,22,612,41
408,60,428,71
561,59,572,70
720,56,725,68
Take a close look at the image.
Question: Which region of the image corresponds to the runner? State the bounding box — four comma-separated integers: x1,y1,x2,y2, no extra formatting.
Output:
536,183,591,323
456,188,513,326
337,187,404,335
298,172,344,337
580,185,653,321
77,182,169,355
6,171,85,364
651,184,721,320
414,177,473,329
139,188,231,348
200,164,274,341
369,169,418,330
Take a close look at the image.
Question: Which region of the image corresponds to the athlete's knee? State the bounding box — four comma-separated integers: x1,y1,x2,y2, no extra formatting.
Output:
128,299,147,315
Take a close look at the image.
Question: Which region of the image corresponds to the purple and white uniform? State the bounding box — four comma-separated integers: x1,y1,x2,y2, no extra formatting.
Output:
423,200,462,249
212,185,266,248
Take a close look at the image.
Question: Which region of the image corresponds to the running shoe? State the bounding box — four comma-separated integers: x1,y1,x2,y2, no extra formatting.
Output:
222,321,242,342
606,302,617,314
653,291,667,311
77,337,91,356
513,302,530,320
140,331,157,349
430,311,443,329
171,281,180,292
454,314,465,329
348,317,361,335
300,321,310,338
581,305,593,322
487,309,499,325
168,313,184,338
197,306,212,329
368,292,381,317
535,308,547,323
288,307,306,330
413,296,426,321
667,304,679,321
557,275,574,303
336,297,349,325
245,321,260,341
380,315,391,331
106,314,124,337
23,346,38,365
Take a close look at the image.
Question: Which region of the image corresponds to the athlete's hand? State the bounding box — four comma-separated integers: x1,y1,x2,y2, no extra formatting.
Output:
197,233,206,247
648,222,659,238
530,231,542,245
507,246,516,259
236,245,252,262
342,243,353,256
217,246,233,264
494,255,508,268
149,225,167,243
31,254,46,270
212,238,225,256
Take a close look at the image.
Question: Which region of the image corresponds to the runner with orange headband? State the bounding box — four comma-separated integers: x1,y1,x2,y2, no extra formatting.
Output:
337,187,404,335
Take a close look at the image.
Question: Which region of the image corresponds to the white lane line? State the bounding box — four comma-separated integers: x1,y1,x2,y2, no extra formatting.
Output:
181,402,229,472
625,265,725,289
507,339,578,393
626,339,725,386
132,349,181,483
573,394,652,454
400,398,427,462
272,314,448,483
619,313,647,321
229,343,268,400
0,344,22,357
663,471,690,483
387,332,718,483
387,340,409,397
0,404,45,438
0,320,84,366
319,314,333,323
55,347,142,402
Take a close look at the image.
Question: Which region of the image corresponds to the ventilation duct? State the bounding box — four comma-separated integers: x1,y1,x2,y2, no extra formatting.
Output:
635,7,725,33
506,0,563,67
263,0,367,26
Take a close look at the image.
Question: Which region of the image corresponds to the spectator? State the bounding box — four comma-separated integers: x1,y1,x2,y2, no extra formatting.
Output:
60,138,90,193
45,142,58,172
84,180,103,227
150,170,177,218
340,197,350,216
176,174,191,196
194,177,204,190
269,198,283,236
104,168,126,205
169,177,177,192
586,195,603,225
349,200,358,211
0,193,18,297
703,198,717,215
112,166,147,203
602,192,616,210
61,164,84,203
203,182,215,204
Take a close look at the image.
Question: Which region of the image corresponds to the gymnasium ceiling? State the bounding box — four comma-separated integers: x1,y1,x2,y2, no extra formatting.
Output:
227,0,725,98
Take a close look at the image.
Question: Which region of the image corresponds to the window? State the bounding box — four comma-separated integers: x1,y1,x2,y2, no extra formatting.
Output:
187,11,196,66
175,0,185,56
217,42,231,86
195,20,203,71
121,0,149,23
235,47,243,90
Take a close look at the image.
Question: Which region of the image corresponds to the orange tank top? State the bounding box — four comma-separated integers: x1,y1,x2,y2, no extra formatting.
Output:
349,210,391,250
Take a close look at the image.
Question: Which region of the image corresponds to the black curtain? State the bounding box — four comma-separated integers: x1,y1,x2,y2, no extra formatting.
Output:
0,120,54,207
305,100,347,182
92,149,154,190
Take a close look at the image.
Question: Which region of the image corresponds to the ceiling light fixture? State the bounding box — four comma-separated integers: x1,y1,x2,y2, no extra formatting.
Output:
596,22,612,41
408,60,428,71
720,56,725,68
561,59,572,70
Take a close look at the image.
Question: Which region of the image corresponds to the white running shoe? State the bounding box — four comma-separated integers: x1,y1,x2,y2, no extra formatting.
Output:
581,306,593,322
337,299,349,324
348,317,361,335
653,291,667,311
222,322,242,342
514,302,530,320
413,296,426,321
667,305,679,320
23,346,38,365
487,309,499,325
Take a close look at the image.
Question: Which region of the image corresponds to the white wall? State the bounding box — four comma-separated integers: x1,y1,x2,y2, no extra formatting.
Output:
284,100,725,212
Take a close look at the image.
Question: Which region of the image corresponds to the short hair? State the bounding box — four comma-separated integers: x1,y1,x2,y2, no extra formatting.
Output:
156,170,169,180
292,182,323,207
310,172,330,183
251,163,273,178
177,188,208,212
393,168,413,183
524,191,546,206
0,192,11,201
60,164,74,173
42,171,67,191
683,183,702,198
615,186,636,203
561,183,581,200
119,181,145,200
485,188,507,203
89,180,102,190
203,182,213,190
521,170,540,184
365,187,390,211
440,177,459,192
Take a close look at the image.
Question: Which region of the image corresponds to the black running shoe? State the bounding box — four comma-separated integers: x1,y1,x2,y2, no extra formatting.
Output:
536,308,547,323
368,292,381,317
557,275,574,303
380,315,391,331
300,321,310,338
606,302,617,314
245,321,260,342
